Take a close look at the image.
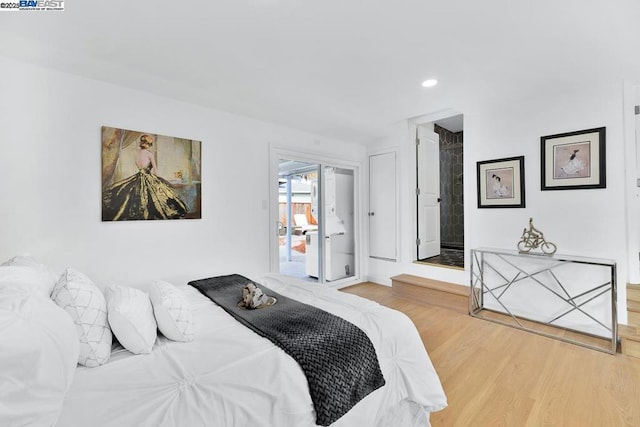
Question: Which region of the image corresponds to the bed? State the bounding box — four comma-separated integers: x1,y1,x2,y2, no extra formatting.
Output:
2,267,447,427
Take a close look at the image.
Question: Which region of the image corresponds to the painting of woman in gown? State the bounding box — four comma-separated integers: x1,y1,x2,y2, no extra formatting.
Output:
102,127,201,221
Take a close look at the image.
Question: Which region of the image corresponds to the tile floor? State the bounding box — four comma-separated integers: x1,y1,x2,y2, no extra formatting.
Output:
420,247,464,268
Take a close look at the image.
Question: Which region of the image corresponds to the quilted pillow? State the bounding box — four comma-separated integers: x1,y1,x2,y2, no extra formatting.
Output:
0,291,79,426
107,285,157,354
51,268,112,367
149,280,194,342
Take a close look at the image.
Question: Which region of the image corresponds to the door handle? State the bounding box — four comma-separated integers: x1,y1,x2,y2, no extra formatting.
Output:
368,212,375,216
437,197,442,203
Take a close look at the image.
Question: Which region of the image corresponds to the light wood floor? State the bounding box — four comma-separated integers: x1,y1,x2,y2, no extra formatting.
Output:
341,282,640,427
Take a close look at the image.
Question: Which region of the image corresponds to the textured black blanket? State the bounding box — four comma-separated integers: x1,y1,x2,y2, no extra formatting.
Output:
188,274,385,426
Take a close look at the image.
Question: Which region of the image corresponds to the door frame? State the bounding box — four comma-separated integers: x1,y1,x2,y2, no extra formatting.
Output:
269,145,362,288
409,108,464,264
623,80,640,286
416,127,441,260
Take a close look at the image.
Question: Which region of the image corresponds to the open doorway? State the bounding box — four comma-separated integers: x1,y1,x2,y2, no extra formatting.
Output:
277,158,357,284
416,114,464,269
278,160,319,282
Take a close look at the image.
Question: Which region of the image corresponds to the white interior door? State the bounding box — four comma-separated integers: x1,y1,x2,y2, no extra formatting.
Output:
417,127,440,260
369,152,397,260
323,167,356,280
636,111,640,257
636,110,640,172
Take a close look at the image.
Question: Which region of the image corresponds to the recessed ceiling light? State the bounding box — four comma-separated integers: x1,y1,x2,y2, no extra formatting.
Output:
421,79,438,88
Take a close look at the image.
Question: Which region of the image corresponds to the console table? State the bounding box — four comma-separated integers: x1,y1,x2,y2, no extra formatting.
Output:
470,248,617,353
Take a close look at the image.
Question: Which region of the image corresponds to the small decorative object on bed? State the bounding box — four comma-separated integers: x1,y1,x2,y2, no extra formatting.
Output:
239,281,277,309
517,217,557,255
101,126,202,221
541,126,606,190
476,156,525,208
190,274,385,426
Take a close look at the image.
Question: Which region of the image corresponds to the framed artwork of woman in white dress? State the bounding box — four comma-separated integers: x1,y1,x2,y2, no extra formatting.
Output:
541,127,606,191
476,156,525,209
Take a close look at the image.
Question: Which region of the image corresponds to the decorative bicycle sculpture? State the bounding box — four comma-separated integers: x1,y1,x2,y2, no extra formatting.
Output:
517,218,557,255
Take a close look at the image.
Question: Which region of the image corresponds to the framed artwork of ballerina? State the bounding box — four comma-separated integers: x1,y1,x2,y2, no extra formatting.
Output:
541,127,606,191
101,126,202,221
477,156,525,208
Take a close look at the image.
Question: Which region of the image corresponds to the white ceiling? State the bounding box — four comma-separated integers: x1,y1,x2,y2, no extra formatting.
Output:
1,1,638,143
434,115,464,133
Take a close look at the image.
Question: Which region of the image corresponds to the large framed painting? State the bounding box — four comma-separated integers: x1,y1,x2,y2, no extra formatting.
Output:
541,127,606,191
477,156,525,208
101,126,202,221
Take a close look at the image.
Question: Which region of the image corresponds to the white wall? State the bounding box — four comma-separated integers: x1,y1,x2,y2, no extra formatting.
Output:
1,55,629,322
365,82,629,321
467,85,626,262
0,56,365,288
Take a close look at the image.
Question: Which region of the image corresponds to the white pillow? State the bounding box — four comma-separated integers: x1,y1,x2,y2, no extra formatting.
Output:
1,255,58,279
107,285,157,354
149,280,194,342
0,292,79,426
0,264,57,298
1,255,58,296
51,268,112,367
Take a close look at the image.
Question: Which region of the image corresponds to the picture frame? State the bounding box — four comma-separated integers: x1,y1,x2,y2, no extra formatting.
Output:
540,127,606,191
101,126,202,221
477,156,525,208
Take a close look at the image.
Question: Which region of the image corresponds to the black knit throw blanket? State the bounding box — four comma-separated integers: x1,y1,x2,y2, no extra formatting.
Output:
189,274,385,426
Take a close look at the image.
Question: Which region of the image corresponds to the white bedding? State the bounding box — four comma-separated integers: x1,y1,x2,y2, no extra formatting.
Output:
56,274,447,427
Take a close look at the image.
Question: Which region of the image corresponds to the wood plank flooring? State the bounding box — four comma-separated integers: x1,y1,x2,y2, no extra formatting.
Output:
341,282,640,427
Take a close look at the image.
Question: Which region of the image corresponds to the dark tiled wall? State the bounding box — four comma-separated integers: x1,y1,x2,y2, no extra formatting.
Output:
434,124,464,248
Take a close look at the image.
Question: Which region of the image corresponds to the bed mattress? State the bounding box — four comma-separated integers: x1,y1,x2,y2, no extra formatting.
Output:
56,274,447,427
